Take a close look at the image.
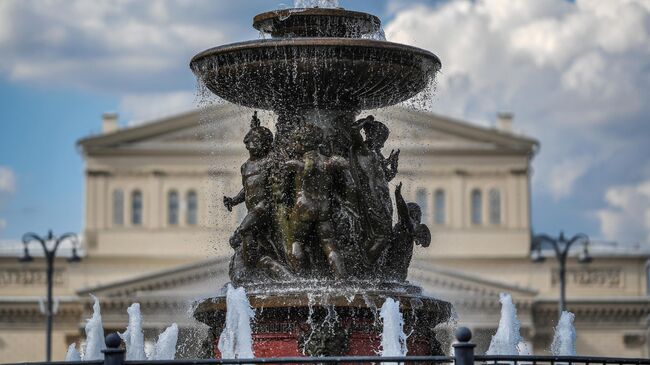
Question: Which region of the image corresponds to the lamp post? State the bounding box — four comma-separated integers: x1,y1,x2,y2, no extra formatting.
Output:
530,231,591,317
19,230,82,362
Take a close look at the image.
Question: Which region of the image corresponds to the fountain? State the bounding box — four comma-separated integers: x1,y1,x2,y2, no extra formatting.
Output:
551,311,577,356
83,296,106,361
191,3,451,357
122,303,147,361
487,293,522,356
66,298,179,362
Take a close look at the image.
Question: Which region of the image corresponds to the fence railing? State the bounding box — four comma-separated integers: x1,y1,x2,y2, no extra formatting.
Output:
5,328,649,365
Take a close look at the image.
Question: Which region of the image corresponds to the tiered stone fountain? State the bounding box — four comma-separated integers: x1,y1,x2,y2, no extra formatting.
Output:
191,5,452,357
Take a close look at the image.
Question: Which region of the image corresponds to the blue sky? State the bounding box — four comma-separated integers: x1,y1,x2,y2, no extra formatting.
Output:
0,0,649,245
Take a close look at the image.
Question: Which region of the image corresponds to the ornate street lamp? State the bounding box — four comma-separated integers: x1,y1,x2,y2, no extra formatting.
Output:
19,230,82,362
531,231,591,317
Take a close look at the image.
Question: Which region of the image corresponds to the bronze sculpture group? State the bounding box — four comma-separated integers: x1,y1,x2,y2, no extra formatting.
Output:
224,112,431,284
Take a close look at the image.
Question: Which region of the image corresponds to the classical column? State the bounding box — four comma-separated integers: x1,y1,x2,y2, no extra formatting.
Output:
452,169,467,229
148,170,166,229
86,170,111,231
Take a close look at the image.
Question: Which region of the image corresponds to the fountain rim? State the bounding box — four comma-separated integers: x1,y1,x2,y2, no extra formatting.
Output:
253,7,382,34
190,37,442,70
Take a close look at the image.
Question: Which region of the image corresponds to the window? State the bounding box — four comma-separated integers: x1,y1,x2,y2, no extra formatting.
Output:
471,189,482,225
489,189,501,225
434,189,445,225
131,190,143,226
112,189,124,226
187,190,198,226
168,190,179,226
416,188,428,223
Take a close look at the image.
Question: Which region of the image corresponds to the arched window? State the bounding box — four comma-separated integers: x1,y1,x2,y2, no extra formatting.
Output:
434,189,445,225
168,190,179,226
186,190,198,226
131,190,143,226
489,189,501,225
471,189,482,225
112,189,124,226
416,188,428,224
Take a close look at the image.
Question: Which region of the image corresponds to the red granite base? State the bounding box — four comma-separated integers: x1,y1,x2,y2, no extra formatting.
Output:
196,281,452,358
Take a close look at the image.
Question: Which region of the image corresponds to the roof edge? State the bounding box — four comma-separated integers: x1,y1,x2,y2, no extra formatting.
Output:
76,257,227,296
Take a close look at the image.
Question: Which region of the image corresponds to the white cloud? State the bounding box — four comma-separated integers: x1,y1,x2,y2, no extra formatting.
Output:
120,91,196,125
0,166,16,194
596,180,650,244
384,0,650,203
547,156,593,200
0,218,6,231
0,0,236,93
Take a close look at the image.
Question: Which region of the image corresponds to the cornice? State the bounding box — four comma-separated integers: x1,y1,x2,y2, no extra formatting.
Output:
86,170,112,177
533,298,650,327
0,299,82,328
86,169,216,178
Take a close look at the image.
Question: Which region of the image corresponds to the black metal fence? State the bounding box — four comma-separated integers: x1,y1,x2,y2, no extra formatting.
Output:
5,328,649,365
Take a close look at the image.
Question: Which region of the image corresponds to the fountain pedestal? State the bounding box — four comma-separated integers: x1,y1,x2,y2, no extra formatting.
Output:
195,282,452,357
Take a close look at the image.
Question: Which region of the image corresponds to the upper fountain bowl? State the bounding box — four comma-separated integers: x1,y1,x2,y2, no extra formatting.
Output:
254,8,381,38
191,7,441,112
191,38,441,111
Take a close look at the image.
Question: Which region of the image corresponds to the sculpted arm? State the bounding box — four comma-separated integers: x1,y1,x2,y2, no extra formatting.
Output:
395,183,412,227
383,149,400,181
395,182,409,225
224,189,245,212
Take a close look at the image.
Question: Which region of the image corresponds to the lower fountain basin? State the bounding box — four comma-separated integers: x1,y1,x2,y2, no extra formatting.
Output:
190,38,441,112
194,281,453,357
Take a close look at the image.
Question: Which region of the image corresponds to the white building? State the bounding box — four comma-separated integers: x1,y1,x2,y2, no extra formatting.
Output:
0,105,648,362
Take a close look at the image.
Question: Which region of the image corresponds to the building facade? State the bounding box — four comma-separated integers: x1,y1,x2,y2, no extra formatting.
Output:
0,105,648,362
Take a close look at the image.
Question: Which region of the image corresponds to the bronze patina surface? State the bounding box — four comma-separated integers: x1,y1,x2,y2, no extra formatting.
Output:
191,38,440,111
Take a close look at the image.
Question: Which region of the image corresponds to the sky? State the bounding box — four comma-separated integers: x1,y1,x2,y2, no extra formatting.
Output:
0,0,649,246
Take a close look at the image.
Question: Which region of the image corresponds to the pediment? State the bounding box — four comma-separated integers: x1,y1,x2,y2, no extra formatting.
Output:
409,259,537,300
78,104,537,156
365,108,537,153
77,258,230,299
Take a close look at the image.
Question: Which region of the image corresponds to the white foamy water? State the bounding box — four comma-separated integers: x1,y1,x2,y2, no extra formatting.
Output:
218,284,255,359
66,297,178,361
379,298,408,359
294,0,339,8
83,295,106,360
150,323,180,360
65,344,81,362
551,311,577,356
362,28,387,41
122,303,147,360
517,342,532,355
486,293,522,355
